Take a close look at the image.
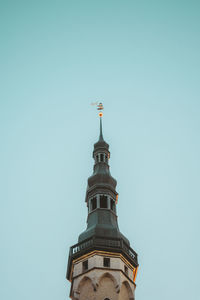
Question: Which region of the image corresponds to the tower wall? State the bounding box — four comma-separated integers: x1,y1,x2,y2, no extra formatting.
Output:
70,251,136,300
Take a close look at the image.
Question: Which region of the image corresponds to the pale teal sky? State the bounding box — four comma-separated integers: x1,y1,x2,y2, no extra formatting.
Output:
1,1,200,300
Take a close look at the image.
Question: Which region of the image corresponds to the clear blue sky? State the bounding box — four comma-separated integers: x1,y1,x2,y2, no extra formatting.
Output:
1,1,200,299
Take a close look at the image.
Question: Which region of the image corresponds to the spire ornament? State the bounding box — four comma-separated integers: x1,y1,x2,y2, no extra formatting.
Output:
90,101,104,117
91,101,104,141
97,102,104,117
98,102,104,141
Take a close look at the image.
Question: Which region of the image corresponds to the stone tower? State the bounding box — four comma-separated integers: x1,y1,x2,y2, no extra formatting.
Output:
67,112,138,300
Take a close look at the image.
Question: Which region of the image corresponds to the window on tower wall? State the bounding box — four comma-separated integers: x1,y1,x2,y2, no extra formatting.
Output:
100,195,107,208
96,155,99,163
124,265,128,275
82,260,88,272
91,197,97,211
110,199,115,212
103,257,110,267
100,153,104,162
105,155,108,163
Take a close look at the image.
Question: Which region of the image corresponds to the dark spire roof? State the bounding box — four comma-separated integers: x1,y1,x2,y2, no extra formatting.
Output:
90,115,116,191
78,114,130,246
94,116,109,151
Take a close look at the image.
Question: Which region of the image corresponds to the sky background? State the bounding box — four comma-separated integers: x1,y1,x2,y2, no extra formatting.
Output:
1,1,200,299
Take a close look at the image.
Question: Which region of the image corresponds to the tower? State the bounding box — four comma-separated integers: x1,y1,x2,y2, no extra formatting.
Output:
67,108,138,300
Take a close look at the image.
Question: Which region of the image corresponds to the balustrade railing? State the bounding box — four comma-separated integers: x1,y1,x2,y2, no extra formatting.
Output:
70,236,137,264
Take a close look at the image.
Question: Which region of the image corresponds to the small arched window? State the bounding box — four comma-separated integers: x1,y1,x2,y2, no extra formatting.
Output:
104,298,110,300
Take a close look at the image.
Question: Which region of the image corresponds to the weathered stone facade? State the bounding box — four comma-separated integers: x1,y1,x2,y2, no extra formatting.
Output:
70,251,136,300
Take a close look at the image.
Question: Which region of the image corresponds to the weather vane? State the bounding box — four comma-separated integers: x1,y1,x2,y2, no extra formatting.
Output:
91,101,104,117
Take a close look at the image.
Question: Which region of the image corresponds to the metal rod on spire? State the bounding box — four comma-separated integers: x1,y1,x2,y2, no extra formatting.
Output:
99,115,103,141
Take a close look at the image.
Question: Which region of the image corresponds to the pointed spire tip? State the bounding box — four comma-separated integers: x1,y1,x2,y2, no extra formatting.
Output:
99,115,104,141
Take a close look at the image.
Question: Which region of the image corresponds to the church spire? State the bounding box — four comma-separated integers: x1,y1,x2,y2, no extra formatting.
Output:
66,103,139,300
79,104,128,244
